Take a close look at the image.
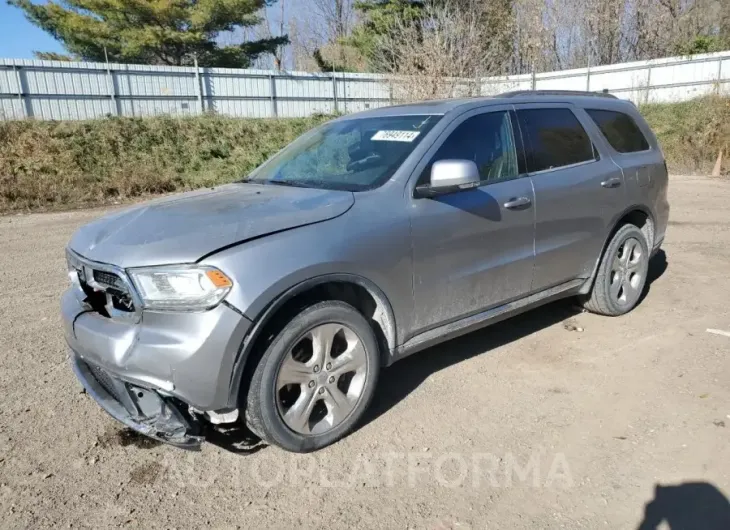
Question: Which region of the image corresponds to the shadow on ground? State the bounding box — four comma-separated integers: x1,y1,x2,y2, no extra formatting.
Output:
360,250,668,430
639,249,668,304
211,251,668,453
637,481,730,530
206,423,267,455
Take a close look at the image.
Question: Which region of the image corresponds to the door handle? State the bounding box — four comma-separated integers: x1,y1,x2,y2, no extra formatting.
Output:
503,196,532,209
601,177,622,188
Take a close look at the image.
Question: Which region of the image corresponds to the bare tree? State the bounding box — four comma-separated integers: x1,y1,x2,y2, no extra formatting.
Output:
260,0,289,70
287,0,364,71
509,0,729,74
311,0,361,71
237,0,730,76
373,0,510,101
312,0,356,42
289,17,322,70
512,0,561,73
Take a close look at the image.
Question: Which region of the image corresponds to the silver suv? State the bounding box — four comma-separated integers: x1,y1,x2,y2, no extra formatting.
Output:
62,91,669,452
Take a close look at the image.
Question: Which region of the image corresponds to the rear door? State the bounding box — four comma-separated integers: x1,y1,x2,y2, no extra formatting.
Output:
584,107,668,249
584,107,654,187
407,107,535,336
515,104,625,291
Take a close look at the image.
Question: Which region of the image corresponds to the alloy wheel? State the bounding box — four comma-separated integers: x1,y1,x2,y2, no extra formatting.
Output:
609,236,644,306
275,323,368,435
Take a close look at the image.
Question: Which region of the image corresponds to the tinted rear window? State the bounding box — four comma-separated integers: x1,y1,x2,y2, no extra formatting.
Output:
516,108,596,172
586,109,650,153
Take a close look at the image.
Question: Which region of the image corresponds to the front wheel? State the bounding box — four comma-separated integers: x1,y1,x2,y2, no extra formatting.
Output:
582,224,650,316
245,301,380,452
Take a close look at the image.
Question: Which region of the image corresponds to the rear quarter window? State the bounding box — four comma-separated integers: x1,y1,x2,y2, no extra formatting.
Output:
586,109,650,153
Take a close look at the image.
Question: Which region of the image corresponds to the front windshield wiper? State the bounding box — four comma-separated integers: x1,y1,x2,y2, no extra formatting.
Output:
258,179,313,189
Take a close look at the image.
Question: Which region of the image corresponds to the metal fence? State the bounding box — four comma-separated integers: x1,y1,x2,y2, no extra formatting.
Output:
1,50,729,121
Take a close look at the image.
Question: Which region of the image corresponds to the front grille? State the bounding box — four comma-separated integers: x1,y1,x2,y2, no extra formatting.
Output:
67,250,137,319
78,269,135,316
93,270,125,291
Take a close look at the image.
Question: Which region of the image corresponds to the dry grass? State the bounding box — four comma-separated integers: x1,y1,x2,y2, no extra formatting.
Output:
0,114,331,213
0,96,727,213
641,95,730,176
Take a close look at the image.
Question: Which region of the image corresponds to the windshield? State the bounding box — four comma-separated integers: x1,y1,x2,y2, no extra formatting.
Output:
247,115,442,191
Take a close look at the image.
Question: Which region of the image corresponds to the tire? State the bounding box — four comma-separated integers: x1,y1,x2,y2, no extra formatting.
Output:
583,224,650,316
244,301,380,452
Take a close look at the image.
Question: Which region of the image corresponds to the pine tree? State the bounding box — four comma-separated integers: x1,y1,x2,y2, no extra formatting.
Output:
9,0,289,67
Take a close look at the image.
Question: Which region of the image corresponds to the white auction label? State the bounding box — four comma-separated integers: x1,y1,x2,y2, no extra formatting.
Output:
371,130,421,142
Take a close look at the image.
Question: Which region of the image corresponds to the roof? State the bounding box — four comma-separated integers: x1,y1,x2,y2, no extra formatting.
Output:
339,90,633,120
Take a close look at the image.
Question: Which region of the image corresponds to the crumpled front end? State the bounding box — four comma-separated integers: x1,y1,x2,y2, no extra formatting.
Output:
62,249,252,450
71,354,204,449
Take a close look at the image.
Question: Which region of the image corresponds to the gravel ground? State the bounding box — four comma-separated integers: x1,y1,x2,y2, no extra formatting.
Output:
1,175,729,529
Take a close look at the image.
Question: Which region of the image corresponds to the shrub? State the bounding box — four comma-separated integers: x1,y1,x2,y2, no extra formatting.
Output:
1,97,728,213
641,96,730,176
0,114,331,212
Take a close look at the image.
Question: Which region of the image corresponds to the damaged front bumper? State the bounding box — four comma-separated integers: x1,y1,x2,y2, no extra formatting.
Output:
61,250,254,450
71,353,205,450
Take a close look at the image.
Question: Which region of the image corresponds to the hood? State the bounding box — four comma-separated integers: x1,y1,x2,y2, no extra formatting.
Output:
68,183,354,268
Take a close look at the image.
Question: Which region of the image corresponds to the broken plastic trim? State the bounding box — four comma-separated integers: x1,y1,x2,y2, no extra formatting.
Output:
71,354,204,450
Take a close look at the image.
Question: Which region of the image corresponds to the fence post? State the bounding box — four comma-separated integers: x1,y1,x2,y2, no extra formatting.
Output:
194,55,204,114
586,65,591,91
717,57,723,95
332,71,338,113
531,68,536,90
342,73,347,114
269,74,278,118
105,64,118,116
645,63,652,104
102,47,118,116
12,60,27,119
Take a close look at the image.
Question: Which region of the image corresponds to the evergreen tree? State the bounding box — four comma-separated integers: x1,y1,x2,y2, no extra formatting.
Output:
9,0,289,67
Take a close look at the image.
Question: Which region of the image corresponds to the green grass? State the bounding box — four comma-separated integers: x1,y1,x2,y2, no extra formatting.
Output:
0,96,727,213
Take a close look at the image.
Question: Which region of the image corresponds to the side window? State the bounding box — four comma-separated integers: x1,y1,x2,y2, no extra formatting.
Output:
516,108,596,172
422,111,518,184
586,109,650,153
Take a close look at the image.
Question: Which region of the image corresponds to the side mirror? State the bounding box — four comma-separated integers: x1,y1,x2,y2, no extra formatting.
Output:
415,159,480,198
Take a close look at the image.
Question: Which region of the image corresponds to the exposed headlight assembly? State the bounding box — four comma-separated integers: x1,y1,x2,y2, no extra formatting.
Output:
127,265,233,312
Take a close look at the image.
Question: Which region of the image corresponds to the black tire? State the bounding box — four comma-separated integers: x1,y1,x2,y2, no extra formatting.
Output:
583,224,650,316
244,301,380,452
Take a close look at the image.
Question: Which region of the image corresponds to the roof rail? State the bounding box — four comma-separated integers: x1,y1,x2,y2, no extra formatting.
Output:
500,89,618,99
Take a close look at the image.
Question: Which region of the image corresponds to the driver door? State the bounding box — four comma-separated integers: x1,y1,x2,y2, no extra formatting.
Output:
407,107,536,337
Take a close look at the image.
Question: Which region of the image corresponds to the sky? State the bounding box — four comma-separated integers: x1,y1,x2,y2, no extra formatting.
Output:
0,2,64,59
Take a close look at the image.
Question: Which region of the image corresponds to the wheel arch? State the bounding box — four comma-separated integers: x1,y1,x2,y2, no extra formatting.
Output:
582,205,656,294
226,273,397,410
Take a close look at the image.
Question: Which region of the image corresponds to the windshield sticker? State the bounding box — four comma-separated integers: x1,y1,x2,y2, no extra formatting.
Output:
371,130,421,142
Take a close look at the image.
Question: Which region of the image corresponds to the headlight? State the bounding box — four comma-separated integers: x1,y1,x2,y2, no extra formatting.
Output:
65,249,83,285
127,265,233,312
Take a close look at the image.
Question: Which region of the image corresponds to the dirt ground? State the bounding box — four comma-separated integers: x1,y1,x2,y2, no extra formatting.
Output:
1,175,729,529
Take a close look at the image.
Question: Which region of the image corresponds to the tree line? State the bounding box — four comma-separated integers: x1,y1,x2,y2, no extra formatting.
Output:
10,0,730,76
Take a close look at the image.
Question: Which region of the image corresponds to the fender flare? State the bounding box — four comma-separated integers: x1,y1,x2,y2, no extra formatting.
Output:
225,273,397,410
582,204,656,294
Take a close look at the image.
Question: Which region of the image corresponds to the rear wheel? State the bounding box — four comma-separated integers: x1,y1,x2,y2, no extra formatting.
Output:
245,301,380,452
583,224,649,316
